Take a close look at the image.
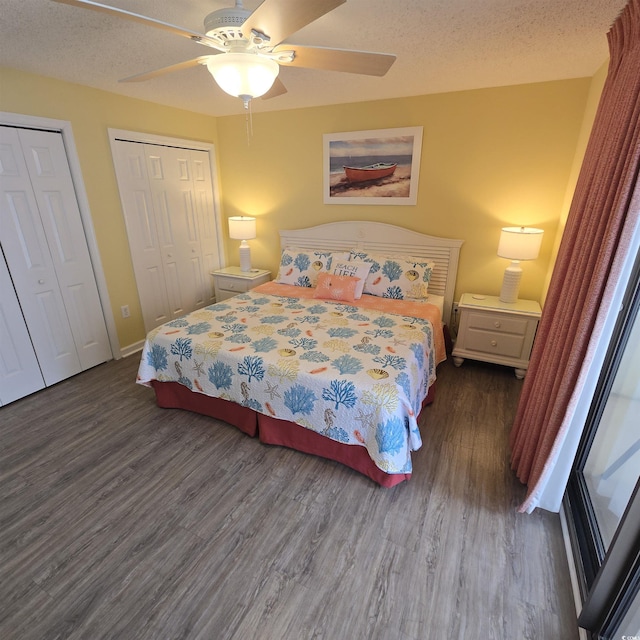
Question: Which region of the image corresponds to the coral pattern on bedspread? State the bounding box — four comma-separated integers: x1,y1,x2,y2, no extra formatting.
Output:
137,287,442,475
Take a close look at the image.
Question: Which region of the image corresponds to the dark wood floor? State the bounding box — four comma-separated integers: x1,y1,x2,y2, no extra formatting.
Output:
0,354,579,640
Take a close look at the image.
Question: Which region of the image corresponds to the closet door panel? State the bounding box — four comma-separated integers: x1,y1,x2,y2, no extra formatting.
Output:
181,173,206,310
0,128,81,385
164,260,184,317
145,265,171,325
179,152,207,308
111,136,221,332
18,129,111,370
150,182,185,318
192,151,218,305
0,252,45,405
111,141,170,330
146,146,206,317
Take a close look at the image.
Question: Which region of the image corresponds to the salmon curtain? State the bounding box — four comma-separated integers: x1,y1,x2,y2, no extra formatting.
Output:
510,0,640,513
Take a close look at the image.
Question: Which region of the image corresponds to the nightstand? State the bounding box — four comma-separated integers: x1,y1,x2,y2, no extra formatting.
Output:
452,293,542,379
211,266,271,301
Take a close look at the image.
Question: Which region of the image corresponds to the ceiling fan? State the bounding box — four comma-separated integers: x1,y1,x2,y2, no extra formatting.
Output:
52,0,396,108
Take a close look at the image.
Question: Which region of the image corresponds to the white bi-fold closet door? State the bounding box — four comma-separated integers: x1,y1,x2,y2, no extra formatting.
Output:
111,138,221,333
0,251,45,403
0,126,112,405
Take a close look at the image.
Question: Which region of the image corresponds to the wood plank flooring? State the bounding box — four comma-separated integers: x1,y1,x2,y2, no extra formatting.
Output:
0,355,579,640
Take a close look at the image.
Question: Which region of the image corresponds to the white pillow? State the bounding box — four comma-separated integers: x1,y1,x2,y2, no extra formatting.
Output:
331,260,372,299
348,250,435,299
276,248,350,287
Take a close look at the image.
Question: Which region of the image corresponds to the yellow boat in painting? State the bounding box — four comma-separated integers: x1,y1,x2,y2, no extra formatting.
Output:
343,162,397,183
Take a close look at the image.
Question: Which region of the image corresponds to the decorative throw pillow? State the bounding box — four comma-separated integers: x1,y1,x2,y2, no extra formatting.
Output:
313,272,360,302
331,260,372,299
349,251,435,299
275,248,350,287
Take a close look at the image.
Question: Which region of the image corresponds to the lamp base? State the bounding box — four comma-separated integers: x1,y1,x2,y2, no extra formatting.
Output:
239,241,251,273
500,262,522,303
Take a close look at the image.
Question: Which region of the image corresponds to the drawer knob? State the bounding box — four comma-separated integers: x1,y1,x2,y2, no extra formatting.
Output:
494,321,501,328
38,279,45,284
491,340,498,347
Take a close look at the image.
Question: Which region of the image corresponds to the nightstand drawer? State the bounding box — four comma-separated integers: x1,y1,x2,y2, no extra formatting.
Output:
452,293,542,378
466,311,529,336
211,267,271,302
464,328,526,359
216,276,249,293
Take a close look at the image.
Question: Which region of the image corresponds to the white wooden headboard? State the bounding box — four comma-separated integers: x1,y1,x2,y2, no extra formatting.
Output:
279,221,463,326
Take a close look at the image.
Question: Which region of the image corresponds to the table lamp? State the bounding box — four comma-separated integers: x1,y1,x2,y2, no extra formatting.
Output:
228,216,256,272
497,226,543,303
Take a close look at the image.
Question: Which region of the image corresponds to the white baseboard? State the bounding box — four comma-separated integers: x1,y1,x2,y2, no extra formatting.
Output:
560,504,589,640
118,340,145,359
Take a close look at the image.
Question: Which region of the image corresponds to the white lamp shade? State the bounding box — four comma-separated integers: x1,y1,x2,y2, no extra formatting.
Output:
497,226,543,303
228,216,256,240
206,53,279,99
497,227,544,261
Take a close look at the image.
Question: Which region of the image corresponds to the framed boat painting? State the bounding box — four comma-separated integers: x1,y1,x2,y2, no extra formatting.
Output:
323,126,423,205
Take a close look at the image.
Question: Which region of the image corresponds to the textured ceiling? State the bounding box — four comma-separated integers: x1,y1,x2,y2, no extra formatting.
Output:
0,0,628,117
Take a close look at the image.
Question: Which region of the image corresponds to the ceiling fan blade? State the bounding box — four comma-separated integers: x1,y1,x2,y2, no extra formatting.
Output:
119,56,213,83
51,0,224,50
242,0,346,47
274,44,396,76
261,77,288,100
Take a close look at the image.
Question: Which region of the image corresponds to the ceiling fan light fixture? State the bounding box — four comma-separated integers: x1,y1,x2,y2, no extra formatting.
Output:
206,53,279,102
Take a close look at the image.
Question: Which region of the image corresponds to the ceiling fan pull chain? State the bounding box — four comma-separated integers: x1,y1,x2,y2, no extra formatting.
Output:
244,100,253,145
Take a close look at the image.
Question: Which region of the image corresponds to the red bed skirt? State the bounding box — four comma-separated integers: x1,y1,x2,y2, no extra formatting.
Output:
150,380,436,487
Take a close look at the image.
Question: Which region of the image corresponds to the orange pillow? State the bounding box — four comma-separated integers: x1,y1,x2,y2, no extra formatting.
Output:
313,272,360,302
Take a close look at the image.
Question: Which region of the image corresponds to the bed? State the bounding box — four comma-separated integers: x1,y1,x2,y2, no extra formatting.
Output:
137,221,463,487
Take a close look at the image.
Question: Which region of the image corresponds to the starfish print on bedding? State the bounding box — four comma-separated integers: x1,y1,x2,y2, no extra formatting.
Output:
354,408,376,430
192,360,205,376
264,381,281,400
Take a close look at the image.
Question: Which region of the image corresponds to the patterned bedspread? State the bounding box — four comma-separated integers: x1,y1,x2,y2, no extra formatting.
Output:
137,283,444,475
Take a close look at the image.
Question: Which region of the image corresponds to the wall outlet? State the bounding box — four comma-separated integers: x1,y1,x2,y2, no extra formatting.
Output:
121,304,130,318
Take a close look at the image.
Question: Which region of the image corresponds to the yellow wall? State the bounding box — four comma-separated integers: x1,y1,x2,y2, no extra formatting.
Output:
2,66,593,353
0,67,219,349
217,79,590,305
